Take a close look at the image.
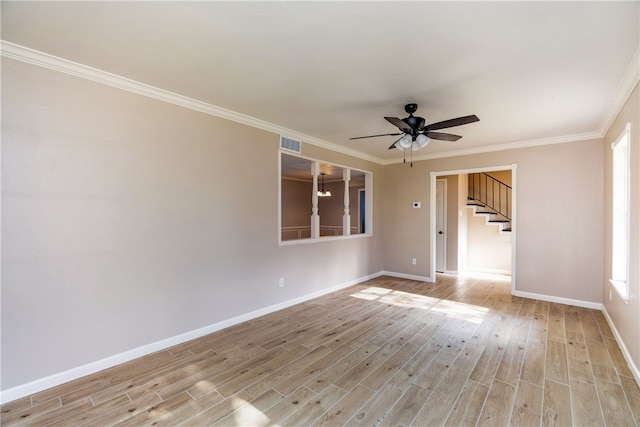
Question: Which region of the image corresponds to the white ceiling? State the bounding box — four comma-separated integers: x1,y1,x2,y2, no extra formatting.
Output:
2,1,638,163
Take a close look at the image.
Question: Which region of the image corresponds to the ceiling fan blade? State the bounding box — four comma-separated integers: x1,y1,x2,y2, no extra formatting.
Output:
425,115,479,131
425,131,462,142
385,117,412,132
349,132,402,140
388,136,404,150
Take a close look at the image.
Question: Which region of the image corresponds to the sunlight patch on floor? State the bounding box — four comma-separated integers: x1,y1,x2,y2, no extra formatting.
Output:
350,286,490,324
230,395,276,427
377,289,440,309
350,286,393,300
430,298,489,324
190,379,215,396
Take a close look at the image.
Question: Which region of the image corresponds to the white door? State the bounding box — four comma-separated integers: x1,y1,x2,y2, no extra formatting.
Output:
436,180,446,273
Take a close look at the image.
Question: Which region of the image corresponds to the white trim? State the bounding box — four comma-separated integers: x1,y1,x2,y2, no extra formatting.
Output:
609,123,631,300
383,133,602,164
512,290,602,310
279,232,372,246
601,305,640,386
609,279,630,304
598,47,640,136
381,271,433,283
510,164,517,296
2,40,635,166
0,271,384,404
436,179,447,273
277,150,283,244
0,40,383,165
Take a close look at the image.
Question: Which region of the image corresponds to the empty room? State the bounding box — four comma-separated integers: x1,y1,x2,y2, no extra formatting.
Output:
1,1,639,426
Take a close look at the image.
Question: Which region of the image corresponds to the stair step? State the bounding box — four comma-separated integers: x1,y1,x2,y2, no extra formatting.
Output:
489,220,510,223
503,228,512,232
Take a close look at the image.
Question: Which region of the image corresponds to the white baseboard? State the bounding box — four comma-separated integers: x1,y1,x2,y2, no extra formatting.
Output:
5,271,634,403
601,306,640,386
0,271,383,404
381,271,433,283
513,290,602,310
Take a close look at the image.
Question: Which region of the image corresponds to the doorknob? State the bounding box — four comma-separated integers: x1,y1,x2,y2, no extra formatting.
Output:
438,231,443,235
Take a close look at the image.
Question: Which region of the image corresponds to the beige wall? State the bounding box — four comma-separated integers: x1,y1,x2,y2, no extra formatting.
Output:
383,138,604,303
486,170,512,186
382,162,430,275
281,179,313,227
466,210,512,274
602,83,639,374
1,58,384,390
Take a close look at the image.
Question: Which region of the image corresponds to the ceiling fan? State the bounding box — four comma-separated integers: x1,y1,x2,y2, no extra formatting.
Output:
350,103,479,152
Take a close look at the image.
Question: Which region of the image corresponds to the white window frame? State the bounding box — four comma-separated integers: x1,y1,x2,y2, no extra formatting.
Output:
609,123,631,301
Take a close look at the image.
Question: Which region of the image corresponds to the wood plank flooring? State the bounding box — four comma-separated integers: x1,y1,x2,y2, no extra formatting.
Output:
2,274,639,426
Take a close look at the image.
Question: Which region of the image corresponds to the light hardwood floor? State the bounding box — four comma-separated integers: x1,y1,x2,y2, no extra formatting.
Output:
2,274,639,426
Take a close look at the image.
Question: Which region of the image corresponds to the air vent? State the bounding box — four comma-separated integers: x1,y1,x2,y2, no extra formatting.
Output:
280,136,301,153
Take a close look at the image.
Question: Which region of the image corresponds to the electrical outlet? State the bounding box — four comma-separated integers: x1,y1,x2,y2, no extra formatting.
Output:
279,278,285,288
412,258,417,265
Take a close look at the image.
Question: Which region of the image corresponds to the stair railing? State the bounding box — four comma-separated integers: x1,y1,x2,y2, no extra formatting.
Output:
468,172,512,220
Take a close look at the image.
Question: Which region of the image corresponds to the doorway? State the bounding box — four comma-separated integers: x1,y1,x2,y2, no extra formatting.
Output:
359,189,366,234
429,165,517,294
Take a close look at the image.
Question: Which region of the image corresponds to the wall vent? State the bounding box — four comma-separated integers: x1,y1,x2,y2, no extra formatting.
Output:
280,136,301,153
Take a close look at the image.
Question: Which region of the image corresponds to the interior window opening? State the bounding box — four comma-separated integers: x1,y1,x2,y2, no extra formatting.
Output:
280,152,372,243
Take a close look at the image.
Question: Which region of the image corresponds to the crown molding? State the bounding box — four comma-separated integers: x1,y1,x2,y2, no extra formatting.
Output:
381,132,603,165
383,44,640,166
597,46,640,136
0,40,386,165
2,40,634,167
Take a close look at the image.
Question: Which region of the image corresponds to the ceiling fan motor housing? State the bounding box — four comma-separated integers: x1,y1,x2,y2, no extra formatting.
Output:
403,116,426,134
402,104,425,136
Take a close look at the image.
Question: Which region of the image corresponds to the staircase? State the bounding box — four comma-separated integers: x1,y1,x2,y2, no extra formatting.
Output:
467,172,512,233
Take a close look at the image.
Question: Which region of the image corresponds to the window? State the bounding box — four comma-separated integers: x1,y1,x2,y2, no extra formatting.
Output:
610,123,630,300
279,152,372,244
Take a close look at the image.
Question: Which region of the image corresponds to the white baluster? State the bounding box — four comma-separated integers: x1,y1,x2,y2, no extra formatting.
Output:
311,162,320,239
343,168,351,236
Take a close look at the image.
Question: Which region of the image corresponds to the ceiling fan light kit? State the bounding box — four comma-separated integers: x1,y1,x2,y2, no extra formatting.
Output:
398,134,413,149
415,133,429,149
350,103,479,165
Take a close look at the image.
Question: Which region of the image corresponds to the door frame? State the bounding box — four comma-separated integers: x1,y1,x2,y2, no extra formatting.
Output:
435,179,447,273
429,164,517,295
358,188,366,234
